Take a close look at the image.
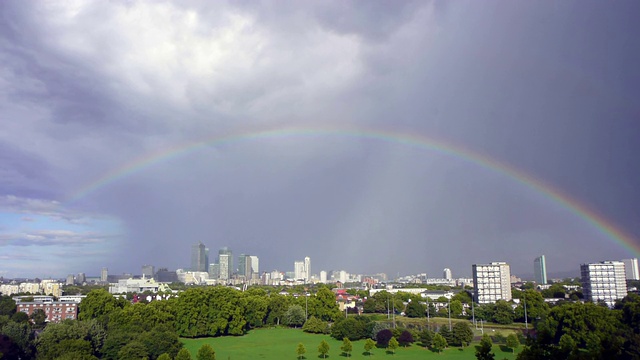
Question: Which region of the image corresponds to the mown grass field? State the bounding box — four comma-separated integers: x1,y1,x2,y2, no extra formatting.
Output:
182,327,522,360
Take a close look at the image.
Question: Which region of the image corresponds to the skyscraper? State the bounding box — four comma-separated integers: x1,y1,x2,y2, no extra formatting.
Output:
622,258,639,280
101,267,108,282
534,255,547,284
304,256,311,282
191,242,207,272
294,260,305,280
443,268,452,280
472,262,512,304
581,261,627,306
142,265,155,278
218,247,233,279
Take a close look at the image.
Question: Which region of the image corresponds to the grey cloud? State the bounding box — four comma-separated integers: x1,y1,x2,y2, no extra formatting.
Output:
0,229,114,247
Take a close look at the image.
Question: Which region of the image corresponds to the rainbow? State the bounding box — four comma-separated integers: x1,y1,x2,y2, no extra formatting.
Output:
67,126,640,256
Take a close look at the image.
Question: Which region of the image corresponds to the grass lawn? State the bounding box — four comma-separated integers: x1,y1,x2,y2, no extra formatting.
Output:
182,327,521,359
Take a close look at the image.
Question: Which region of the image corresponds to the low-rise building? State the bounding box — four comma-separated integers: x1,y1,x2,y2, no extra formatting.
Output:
16,301,78,323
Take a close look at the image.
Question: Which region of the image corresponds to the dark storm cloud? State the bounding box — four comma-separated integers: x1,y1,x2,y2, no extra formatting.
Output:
0,0,639,278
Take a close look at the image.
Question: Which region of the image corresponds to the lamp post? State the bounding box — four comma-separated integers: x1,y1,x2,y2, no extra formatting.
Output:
305,293,308,320
448,297,452,331
426,297,430,324
524,295,528,330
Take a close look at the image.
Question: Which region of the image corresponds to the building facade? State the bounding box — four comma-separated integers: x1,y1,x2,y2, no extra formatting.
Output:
443,268,452,280
142,265,155,278
622,258,639,280
17,301,78,323
581,261,628,306
191,242,207,272
472,262,512,304
534,255,547,284
101,267,108,282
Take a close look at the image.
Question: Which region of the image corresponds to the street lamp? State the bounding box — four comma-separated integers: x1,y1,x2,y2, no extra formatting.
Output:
524,296,528,330
448,297,452,331
426,297,430,324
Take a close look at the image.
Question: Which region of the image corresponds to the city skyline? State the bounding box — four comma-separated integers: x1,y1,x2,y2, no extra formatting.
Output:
1,1,640,278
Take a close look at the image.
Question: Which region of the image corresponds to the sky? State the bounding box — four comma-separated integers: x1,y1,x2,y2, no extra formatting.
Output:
1,1,639,280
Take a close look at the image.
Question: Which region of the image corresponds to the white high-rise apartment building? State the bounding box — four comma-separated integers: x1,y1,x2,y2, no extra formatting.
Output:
304,256,311,282
534,255,547,284
294,261,305,281
622,258,639,280
472,262,512,304
443,268,452,280
219,254,230,281
320,270,327,283
101,268,108,282
251,256,259,279
581,261,628,306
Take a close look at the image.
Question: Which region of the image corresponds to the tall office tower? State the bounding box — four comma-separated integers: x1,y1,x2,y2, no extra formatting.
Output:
219,254,230,280
251,256,259,278
205,248,210,271
581,261,628,305
294,261,305,280
534,255,548,284
472,262,512,304
218,247,233,278
76,273,86,284
320,270,327,283
191,242,207,272
66,275,74,285
142,265,155,278
238,254,249,277
304,256,311,282
443,268,452,280
208,263,220,279
101,267,108,282
622,258,640,280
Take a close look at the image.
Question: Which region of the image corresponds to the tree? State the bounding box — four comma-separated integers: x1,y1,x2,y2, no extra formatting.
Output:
388,337,399,355
79,289,129,323
10,312,28,323
376,329,393,347
176,348,193,360
452,322,473,347
432,333,447,354
302,316,329,334
197,343,216,360
0,297,16,317
493,300,514,324
318,340,330,359
364,338,375,356
398,330,414,347
340,337,353,357
505,333,519,353
438,326,453,345
296,343,306,359
117,340,148,360
29,309,46,329
420,328,434,348
404,301,426,318
450,300,463,317
285,305,306,328
158,354,172,360
475,334,494,360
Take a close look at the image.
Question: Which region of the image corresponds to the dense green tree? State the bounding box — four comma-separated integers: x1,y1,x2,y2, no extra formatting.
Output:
376,329,393,347
432,333,447,354
302,316,329,334
117,340,148,360
311,288,342,322
452,322,473,347
175,287,246,337
101,327,139,360
266,294,291,326
244,295,268,329
157,354,172,360
196,343,216,360
140,324,183,359
29,309,47,329
493,300,514,324
420,328,434,348
451,291,473,304
475,334,495,360
438,325,453,345
404,300,425,318
10,312,28,323
398,330,414,347
330,316,371,341
506,333,520,353
541,284,566,299
296,343,306,359
450,300,463,318
364,338,375,356
1,321,32,358
388,337,399,354
0,297,16,317
175,348,193,360
340,337,353,357
285,305,306,328
79,289,130,323
35,319,106,359
318,339,330,358
514,290,549,323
